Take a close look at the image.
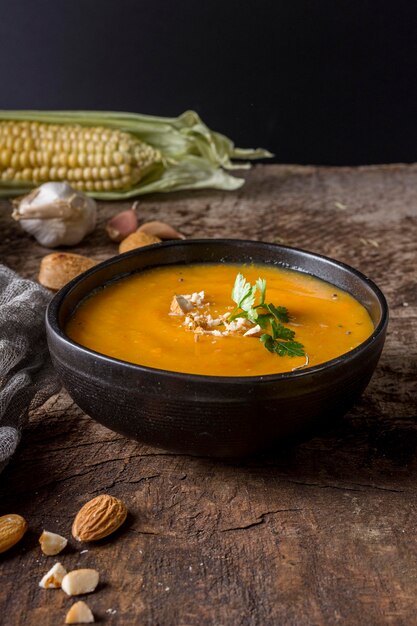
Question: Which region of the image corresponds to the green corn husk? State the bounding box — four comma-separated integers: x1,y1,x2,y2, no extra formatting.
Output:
0,110,272,199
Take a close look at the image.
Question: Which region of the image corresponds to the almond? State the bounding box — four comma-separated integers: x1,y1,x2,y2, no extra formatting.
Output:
65,601,94,623
72,495,127,542
39,562,67,588
0,514,28,553
38,252,96,290
61,569,99,596
138,220,185,240
39,530,68,555
118,231,161,254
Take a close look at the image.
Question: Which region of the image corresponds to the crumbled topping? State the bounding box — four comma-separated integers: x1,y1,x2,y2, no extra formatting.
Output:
170,295,195,316
169,291,208,316
224,317,252,333
243,324,262,337
188,290,205,306
170,290,261,339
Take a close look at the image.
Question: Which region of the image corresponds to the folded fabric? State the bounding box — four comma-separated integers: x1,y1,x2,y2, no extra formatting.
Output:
0,264,60,474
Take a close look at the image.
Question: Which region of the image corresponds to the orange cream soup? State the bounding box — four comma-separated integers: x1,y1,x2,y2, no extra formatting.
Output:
66,263,374,376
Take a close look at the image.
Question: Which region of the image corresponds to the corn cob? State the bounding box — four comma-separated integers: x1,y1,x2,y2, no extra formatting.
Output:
0,110,272,199
0,120,160,193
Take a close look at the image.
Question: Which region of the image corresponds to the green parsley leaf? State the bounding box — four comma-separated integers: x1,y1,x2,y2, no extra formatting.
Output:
260,334,275,352
256,313,271,329
265,303,289,323
271,321,295,341
272,340,305,358
247,308,259,323
231,273,256,312
256,278,266,305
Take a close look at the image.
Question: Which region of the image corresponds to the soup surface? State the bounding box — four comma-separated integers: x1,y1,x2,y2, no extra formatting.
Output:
66,263,374,376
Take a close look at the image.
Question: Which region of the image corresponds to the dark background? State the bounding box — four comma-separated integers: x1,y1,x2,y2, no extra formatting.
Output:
1,0,416,165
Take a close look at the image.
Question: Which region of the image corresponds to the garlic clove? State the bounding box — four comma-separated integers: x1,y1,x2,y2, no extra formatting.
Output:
105,209,138,242
138,220,185,240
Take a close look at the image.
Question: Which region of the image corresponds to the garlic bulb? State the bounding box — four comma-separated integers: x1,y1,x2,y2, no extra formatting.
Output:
12,182,97,248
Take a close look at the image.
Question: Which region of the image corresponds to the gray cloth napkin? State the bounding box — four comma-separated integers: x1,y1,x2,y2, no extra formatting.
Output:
0,264,60,473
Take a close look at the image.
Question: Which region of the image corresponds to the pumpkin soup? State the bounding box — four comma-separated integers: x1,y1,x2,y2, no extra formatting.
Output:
65,263,374,376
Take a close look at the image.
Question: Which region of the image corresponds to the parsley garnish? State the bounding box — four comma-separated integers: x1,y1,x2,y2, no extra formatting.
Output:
229,273,305,358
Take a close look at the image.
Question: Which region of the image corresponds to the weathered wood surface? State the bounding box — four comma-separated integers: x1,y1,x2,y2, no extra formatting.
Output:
0,164,416,626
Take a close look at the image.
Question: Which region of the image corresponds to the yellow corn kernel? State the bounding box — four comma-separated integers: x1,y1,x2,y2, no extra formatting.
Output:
19,153,29,168
68,153,77,168
23,137,33,151
78,153,88,167
39,166,49,180
119,163,131,176
2,168,15,180
21,168,33,181
42,151,53,166
112,151,124,165
0,149,11,167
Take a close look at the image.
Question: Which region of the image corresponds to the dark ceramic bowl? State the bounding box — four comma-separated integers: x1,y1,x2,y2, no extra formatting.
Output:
46,239,388,457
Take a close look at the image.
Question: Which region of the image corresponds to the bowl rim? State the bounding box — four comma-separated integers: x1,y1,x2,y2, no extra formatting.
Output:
46,238,389,385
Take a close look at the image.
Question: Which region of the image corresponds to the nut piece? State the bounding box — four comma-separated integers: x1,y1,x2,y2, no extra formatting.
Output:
170,295,195,316
138,220,185,240
61,569,99,596
0,514,28,553
65,601,95,623
38,252,96,291
118,231,161,254
72,495,128,542
39,530,68,555
39,562,67,588
243,324,263,337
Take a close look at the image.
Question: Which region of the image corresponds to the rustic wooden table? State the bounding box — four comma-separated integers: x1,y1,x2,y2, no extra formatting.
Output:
0,164,416,626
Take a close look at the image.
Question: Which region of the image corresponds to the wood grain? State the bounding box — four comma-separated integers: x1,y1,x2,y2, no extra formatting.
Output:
0,164,416,626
